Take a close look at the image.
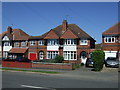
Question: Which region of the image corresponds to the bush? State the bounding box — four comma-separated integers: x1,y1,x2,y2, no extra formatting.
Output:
54,55,64,63
92,50,105,71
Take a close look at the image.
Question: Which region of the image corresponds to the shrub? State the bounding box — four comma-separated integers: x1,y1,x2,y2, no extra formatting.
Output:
54,55,64,63
92,50,105,71
81,63,84,66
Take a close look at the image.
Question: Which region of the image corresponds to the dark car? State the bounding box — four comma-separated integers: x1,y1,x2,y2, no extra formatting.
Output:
15,57,31,62
105,57,119,68
85,58,94,67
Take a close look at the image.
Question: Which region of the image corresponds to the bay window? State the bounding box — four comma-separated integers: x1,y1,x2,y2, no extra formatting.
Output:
64,39,76,45
47,39,58,45
47,51,58,59
64,51,76,60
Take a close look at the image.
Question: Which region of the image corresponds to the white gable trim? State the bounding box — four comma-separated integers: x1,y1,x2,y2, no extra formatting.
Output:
2,35,10,41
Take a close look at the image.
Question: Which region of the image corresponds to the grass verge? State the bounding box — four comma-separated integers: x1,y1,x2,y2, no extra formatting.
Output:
1,68,60,74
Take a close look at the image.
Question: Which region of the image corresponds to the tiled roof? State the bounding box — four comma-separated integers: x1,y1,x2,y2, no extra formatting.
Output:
103,22,120,35
9,48,28,53
31,22,94,40
0,28,29,40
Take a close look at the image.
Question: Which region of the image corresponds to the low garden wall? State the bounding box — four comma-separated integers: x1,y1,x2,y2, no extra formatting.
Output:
2,61,32,68
32,62,73,70
2,61,79,70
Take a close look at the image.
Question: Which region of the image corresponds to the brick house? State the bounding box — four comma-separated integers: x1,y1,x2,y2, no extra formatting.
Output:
102,22,120,60
28,20,96,63
0,26,29,59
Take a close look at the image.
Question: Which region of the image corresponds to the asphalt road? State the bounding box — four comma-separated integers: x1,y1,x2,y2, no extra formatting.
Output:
2,68,118,89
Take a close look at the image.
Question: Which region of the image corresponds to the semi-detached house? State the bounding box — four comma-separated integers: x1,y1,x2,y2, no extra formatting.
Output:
28,20,96,63
0,20,96,63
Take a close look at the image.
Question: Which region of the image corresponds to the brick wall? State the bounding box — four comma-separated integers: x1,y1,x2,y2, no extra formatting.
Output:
32,63,73,70
2,61,32,68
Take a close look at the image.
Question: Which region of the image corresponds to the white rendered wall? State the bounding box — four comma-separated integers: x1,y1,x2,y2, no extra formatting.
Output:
47,45,59,51
63,45,76,51
3,46,12,51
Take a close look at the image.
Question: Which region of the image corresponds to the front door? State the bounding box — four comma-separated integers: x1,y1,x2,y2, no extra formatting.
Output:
80,51,87,64
30,53,37,60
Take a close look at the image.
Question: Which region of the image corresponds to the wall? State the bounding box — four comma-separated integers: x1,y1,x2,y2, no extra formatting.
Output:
32,63,73,70
2,61,32,68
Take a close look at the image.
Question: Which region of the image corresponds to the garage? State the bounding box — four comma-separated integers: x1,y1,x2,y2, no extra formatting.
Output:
29,53,37,60
104,51,117,60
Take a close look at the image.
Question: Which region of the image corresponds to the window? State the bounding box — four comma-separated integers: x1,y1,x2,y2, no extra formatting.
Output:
38,40,44,45
47,51,58,59
30,41,36,46
14,42,19,47
47,39,58,45
80,39,88,45
4,42,10,46
21,41,27,46
119,36,120,43
39,51,44,60
63,51,76,60
104,36,115,43
64,39,76,45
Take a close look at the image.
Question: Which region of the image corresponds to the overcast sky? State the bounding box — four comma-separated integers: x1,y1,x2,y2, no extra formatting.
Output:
2,2,118,44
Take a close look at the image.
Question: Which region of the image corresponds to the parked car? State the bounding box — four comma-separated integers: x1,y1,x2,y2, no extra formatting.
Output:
15,56,31,62
85,58,94,67
105,57,119,68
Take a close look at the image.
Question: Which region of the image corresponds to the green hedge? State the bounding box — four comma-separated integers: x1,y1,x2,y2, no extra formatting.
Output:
92,50,105,71
54,55,64,63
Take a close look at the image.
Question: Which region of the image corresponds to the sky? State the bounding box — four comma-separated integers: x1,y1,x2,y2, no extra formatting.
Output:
2,2,118,44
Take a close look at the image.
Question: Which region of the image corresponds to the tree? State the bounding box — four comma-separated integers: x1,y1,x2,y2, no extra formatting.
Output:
92,50,105,71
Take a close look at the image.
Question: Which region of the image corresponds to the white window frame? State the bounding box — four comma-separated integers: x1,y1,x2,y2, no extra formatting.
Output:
47,39,58,45
47,51,59,59
104,36,115,43
3,51,8,58
14,42,19,47
80,39,88,45
64,39,76,45
38,40,44,45
63,51,77,60
30,41,36,46
4,42,10,46
21,41,27,46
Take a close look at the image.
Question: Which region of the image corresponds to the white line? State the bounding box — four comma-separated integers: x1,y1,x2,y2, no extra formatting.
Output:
21,85,55,90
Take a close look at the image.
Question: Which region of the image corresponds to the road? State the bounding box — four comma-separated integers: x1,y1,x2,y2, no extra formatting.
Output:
2,68,119,89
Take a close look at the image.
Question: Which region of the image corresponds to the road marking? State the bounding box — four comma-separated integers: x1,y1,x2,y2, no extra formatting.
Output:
21,85,55,90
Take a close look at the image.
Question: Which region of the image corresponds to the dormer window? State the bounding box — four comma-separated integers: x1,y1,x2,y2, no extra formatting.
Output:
104,36,115,43
30,41,36,46
80,39,88,45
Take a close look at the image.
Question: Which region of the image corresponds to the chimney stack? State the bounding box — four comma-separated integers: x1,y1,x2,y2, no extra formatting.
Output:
62,20,68,34
7,26,12,34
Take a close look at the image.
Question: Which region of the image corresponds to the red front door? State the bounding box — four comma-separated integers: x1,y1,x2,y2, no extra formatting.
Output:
30,53,37,60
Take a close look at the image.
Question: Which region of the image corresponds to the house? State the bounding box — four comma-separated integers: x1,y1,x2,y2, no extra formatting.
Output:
102,22,120,60
0,26,29,59
28,20,96,63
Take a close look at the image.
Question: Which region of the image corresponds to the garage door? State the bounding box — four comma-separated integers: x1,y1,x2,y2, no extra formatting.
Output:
30,53,37,60
105,52,116,60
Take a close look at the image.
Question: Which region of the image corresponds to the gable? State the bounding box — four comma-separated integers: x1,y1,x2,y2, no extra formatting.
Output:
2,35,10,41
60,29,78,39
44,30,59,39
